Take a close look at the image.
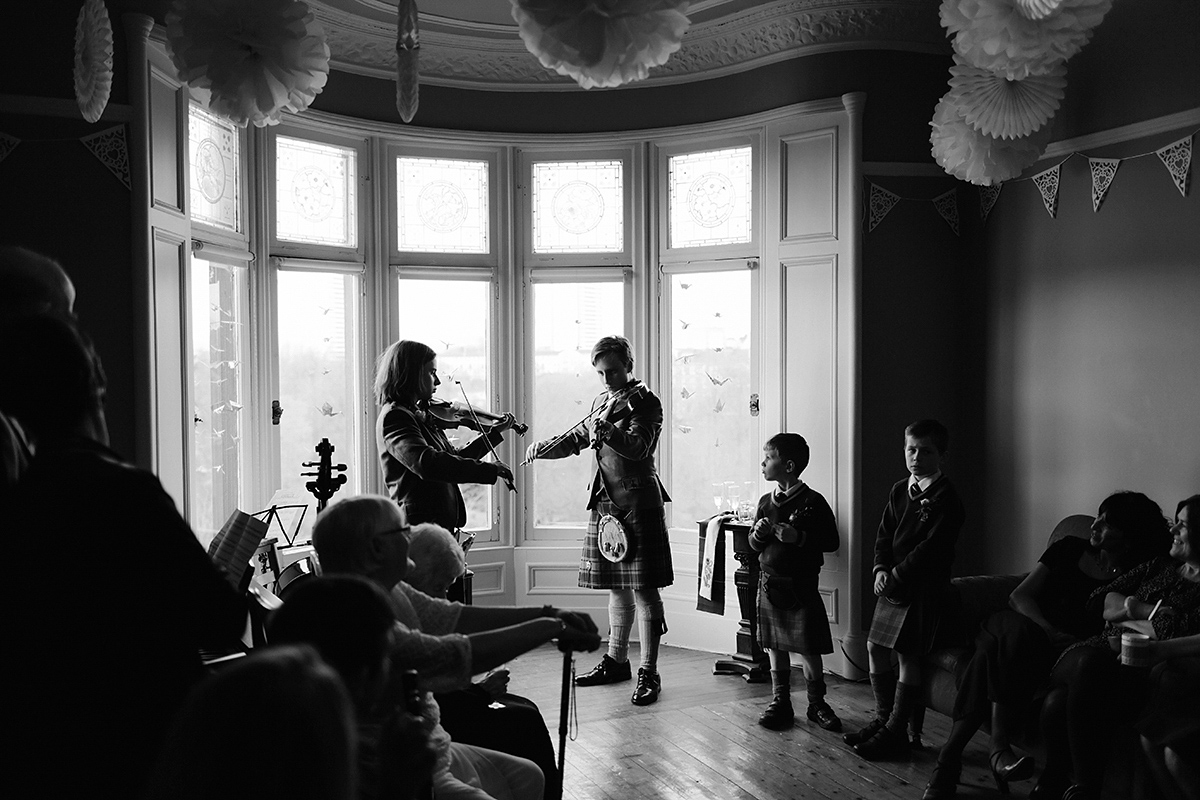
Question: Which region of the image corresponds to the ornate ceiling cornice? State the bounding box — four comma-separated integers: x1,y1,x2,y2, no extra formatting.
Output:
312,0,949,91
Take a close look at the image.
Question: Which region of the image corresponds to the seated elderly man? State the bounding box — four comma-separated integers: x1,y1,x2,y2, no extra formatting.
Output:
312,495,601,800
0,245,76,488
1,313,246,798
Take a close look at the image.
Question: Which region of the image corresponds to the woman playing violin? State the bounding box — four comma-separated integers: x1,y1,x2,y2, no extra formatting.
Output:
374,340,515,533
524,335,673,706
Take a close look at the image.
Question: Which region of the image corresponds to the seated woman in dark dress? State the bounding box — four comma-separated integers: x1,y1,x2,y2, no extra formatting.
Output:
1036,494,1200,800
922,491,1172,799
1136,495,1200,800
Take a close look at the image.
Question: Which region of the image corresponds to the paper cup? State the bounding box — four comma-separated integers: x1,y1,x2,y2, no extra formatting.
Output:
1120,632,1152,667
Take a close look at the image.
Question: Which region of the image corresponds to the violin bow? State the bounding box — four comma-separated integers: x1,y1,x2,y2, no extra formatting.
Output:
454,381,517,493
520,394,610,466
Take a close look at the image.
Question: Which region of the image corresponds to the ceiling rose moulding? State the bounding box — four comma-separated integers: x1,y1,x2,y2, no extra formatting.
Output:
312,0,948,90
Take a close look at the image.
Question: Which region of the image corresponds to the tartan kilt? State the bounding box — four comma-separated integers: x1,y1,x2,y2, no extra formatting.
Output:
868,595,942,655
578,500,673,590
756,572,833,655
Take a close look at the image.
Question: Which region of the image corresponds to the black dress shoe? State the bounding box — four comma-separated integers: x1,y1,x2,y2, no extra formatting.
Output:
852,725,910,761
631,667,661,705
758,697,795,730
805,702,842,732
843,717,885,746
575,654,631,686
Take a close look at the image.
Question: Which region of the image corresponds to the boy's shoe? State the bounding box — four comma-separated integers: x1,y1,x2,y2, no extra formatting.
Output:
758,697,795,730
806,702,842,732
842,717,884,746
631,667,661,705
575,654,631,686
852,725,910,761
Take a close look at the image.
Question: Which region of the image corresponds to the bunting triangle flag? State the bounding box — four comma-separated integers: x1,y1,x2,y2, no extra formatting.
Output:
1088,158,1121,212
978,184,1002,224
0,132,19,166
931,189,960,236
1032,165,1061,219
1156,135,1192,197
79,125,130,190
867,181,902,232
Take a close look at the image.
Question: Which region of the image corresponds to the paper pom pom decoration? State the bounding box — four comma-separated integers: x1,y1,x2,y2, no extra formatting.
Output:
940,0,1111,79
1014,0,1064,20
510,0,691,90
74,0,115,123
948,55,1065,139
166,0,330,128
930,94,1052,185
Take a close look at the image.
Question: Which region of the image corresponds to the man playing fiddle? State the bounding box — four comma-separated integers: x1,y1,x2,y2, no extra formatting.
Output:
374,340,516,533
524,335,674,706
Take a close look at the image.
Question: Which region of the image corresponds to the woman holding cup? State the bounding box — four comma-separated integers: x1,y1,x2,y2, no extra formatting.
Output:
1036,494,1200,800
1136,494,1200,800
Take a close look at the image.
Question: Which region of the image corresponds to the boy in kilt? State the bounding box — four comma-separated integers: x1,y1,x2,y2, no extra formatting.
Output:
846,419,966,760
525,336,673,706
748,432,842,732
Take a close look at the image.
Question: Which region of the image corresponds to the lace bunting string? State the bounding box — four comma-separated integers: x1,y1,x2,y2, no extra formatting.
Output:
1088,157,1120,211
1031,164,1060,218
1156,136,1192,197
931,188,961,236
978,184,1002,223
867,182,902,232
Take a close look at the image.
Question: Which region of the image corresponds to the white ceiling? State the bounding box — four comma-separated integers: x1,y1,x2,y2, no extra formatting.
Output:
310,0,947,90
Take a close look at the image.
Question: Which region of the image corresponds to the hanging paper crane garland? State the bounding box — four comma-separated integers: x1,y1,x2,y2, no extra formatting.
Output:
396,0,420,123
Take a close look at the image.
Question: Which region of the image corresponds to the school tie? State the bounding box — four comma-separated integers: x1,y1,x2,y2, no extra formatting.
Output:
910,482,921,500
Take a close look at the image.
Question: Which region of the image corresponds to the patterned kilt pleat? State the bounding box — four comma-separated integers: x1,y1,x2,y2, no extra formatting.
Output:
578,500,673,590
756,572,833,654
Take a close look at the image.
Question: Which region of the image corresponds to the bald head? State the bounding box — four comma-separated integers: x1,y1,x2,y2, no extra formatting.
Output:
0,246,76,316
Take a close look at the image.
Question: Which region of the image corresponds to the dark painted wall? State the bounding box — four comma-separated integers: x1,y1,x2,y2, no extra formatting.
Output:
0,112,136,460
979,130,1200,575
859,173,987,628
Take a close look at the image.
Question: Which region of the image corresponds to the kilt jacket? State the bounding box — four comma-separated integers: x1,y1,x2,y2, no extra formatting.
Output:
873,475,965,602
536,379,671,513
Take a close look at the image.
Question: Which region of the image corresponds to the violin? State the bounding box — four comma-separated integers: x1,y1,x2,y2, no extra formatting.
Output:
302,438,348,513
426,398,528,435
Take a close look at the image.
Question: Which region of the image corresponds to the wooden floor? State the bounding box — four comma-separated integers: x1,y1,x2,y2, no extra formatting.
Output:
506,644,1013,800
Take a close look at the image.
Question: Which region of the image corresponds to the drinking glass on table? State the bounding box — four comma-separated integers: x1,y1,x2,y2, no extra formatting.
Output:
724,482,740,514
712,483,725,514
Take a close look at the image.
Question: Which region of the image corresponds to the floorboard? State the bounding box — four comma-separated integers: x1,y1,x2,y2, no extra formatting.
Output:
503,643,1011,800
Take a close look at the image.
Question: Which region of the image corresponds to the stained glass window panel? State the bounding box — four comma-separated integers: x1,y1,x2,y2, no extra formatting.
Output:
396,157,489,253
277,271,364,542
276,136,358,247
395,278,497,531
188,105,240,232
668,146,753,248
531,160,623,253
530,282,625,527
189,257,250,547
666,270,757,527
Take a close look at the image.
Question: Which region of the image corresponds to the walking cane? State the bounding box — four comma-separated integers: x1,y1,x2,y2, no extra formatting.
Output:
557,645,572,798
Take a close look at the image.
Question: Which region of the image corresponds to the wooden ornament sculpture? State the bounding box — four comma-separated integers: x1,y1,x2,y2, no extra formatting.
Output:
396,0,419,123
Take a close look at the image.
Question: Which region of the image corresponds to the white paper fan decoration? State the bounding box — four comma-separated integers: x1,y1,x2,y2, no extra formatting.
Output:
931,93,1052,186
1014,0,1064,20
74,0,115,123
940,0,1112,79
948,55,1065,139
511,0,691,90
166,0,330,128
